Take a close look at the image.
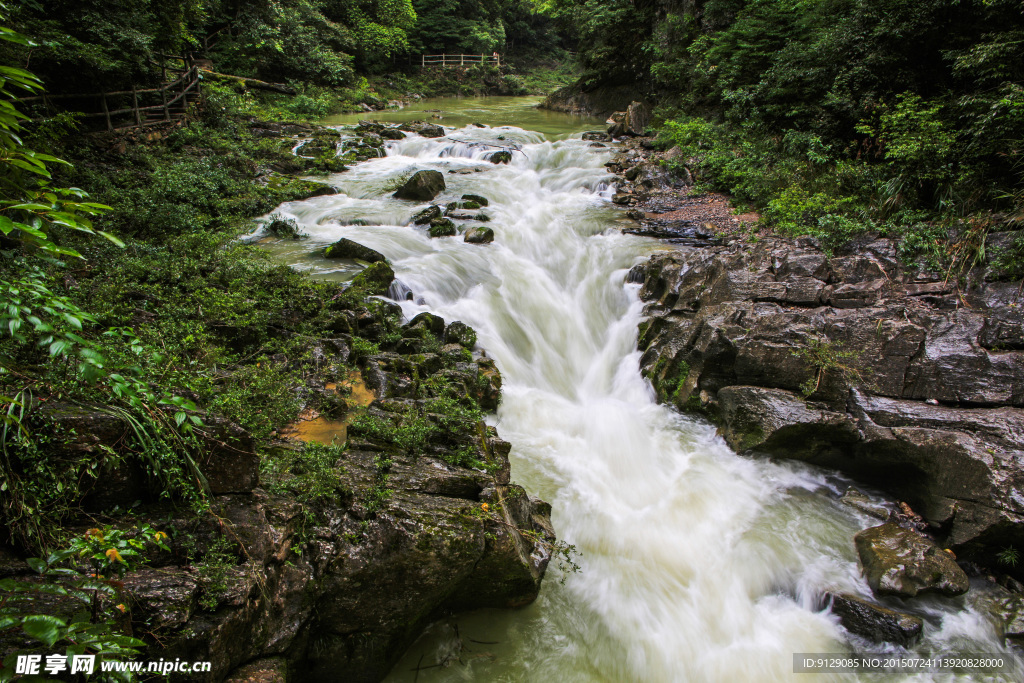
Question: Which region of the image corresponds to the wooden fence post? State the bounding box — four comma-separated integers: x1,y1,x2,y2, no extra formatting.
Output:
131,85,142,126
101,94,112,131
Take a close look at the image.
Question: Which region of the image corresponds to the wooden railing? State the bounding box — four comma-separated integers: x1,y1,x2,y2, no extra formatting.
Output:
420,54,501,67
16,66,203,132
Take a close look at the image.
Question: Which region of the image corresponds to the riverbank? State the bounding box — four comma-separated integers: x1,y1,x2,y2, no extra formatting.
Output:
0,87,561,681
589,115,1024,649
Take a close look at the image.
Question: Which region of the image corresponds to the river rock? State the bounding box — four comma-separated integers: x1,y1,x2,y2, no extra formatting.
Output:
582,131,609,141
393,170,445,201
411,205,441,225
854,523,969,598
623,101,652,136
348,261,394,296
488,151,512,164
398,121,445,138
379,127,405,140
323,238,386,263
464,227,494,244
428,217,456,237
444,321,477,349
825,592,923,646
634,235,1024,562
539,82,647,117
462,194,489,207
989,595,1024,643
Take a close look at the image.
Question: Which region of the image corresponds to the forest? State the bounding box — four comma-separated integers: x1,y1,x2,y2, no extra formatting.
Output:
2,0,1024,680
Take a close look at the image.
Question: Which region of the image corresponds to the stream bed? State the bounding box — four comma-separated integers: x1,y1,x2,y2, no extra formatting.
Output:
255,97,1017,682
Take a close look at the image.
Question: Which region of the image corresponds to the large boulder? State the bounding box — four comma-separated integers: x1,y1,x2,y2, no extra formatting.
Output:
393,170,446,201
323,238,386,263
634,235,1024,561
623,100,652,136
854,523,969,598
824,592,923,646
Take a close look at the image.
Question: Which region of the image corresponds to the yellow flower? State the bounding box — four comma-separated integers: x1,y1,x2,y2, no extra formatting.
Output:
481,503,489,512
115,604,127,613
154,531,169,542
105,548,125,564
85,528,104,541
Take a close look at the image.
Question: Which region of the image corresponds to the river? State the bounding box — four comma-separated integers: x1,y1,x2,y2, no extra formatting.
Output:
257,97,1015,682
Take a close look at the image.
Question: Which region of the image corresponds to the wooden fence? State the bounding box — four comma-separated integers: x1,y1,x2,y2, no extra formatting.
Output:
419,54,501,67
16,65,202,132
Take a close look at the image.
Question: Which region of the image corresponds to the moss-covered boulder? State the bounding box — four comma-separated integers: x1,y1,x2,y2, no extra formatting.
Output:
324,238,386,263
443,321,477,349
461,193,489,207
428,218,456,238
488,151,512,164
393,170,446,201
411,205,441,225
349,261,395,296
464,227,494,244
855,523,969,598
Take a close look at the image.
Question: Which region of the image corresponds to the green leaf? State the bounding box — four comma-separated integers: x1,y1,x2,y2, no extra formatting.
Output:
22,614,65,647
25,557,46,574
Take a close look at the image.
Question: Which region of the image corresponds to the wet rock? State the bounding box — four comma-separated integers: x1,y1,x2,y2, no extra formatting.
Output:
398,121,445,138
406,312,446,338
348,261,395,296
265,216,306,240
612,193,632,205
411,205,441,225
379,127,405,140
854,523,969,598
488,151,512,164
825,592,923,646
840,488,894,521
582,131,609,141
123,568,199,631
634,235,1024,559
464,227,494,244
323,238,386,263
989,595,1024,643
443,321,477,349
428,217,456,237
393,170,445,201
461,194,489,207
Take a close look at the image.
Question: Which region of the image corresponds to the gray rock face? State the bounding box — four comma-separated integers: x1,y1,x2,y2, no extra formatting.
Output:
825,592,923,646
635,235,1024,561
393,170,445,201
855,523,969,598
323,238,386,262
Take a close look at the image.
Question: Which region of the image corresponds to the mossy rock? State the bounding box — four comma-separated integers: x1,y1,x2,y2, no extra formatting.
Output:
488,151,512,164
443,321,477,349
428,218,456,238
464,227,494,244
412,205,441,225
394,170,446,201
264,173,336,202
461,194,489,207
324,238,386,263
265,216,306,240
349,261,395,296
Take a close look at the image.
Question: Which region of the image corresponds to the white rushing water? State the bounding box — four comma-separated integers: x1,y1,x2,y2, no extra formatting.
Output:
258,108,1016,682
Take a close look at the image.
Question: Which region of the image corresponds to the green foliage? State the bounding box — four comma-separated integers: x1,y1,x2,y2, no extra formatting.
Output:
0,525,171,679
998,544,1021,568
793,335,867,398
